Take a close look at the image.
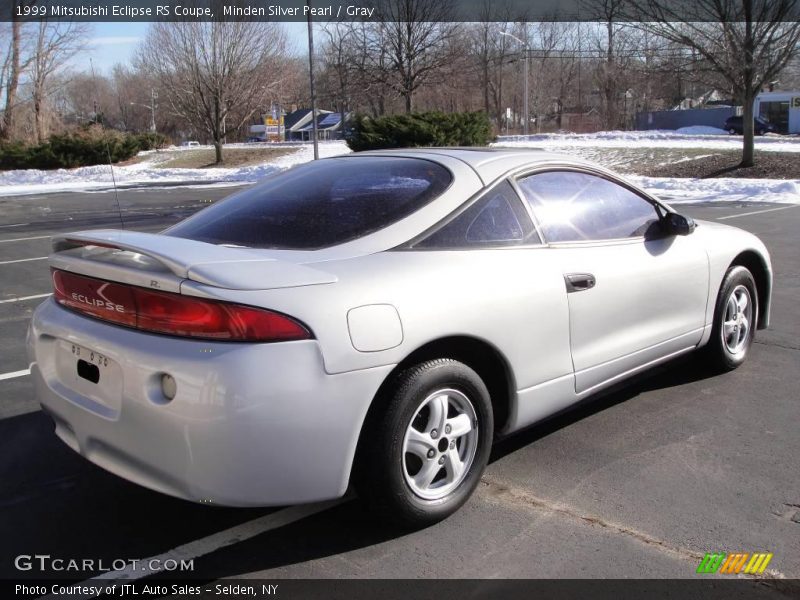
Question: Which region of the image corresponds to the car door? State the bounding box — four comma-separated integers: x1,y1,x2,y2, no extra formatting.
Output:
516,169,709,394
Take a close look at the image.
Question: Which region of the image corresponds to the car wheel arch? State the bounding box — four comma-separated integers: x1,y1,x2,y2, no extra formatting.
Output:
729,250,770,329
351,336,516,482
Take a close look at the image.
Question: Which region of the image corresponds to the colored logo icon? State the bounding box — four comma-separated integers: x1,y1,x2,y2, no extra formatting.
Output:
696,552,773,575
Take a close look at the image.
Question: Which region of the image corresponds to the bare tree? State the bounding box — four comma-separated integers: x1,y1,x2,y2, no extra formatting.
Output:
137,19,288,163
1,4,32,140
467,2,518,125
30,19,89,142
319,23,359,118
371,0,460,113
630,0,800,166
581,0,642,130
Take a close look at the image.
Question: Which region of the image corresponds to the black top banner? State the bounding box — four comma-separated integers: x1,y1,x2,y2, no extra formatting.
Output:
2,0,799,23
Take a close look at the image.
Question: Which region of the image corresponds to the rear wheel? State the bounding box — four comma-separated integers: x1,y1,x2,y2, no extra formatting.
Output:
704,266,757,371
728,128,737,135
355,359,493,527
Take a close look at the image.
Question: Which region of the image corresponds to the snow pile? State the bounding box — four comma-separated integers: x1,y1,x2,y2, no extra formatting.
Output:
629,175,800,205
674,126,728,135
0,141,351,197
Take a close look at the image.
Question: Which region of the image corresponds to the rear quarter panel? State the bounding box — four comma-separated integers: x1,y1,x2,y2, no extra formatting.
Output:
182,249,573,392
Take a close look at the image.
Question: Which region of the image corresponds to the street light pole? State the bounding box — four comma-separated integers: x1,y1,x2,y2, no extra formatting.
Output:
306,0,319,160
500,31,529,136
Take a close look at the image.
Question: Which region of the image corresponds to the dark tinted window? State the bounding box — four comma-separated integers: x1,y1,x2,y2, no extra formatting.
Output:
517,171,660,242
415,181,538,248
166,157,451,249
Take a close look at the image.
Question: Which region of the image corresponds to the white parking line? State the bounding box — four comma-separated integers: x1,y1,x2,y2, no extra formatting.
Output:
0,235,50,243
0,256,47,265
717,205,799,220
0,293,51,304
0,369,30,381
45,498,348,598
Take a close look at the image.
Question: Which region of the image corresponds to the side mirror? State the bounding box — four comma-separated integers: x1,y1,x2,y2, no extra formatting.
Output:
663,212,696,236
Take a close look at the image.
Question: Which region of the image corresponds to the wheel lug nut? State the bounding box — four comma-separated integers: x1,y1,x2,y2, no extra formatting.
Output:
445,425,451,434
430,429,438,439
427,449,435,459
450,441,455,449
438,456,445,465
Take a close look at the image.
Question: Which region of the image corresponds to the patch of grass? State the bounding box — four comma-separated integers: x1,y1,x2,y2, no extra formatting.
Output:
154,147,295,169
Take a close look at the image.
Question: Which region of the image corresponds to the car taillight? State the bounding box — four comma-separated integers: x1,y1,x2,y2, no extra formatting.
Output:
51,269,311,342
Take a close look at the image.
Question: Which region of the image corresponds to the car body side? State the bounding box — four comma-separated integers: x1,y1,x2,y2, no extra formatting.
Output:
27,150,772,507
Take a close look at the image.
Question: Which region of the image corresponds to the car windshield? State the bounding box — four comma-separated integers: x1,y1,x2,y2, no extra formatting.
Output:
165,156,452,249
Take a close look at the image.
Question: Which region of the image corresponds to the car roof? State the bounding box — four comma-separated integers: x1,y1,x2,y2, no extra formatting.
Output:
349,147,590,184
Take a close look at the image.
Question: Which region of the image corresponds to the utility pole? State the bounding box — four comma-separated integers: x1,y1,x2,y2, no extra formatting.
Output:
307,0,319,160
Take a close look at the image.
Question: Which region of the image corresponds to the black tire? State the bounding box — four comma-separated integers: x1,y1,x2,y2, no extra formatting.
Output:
728,128,737,135
355,359,493,527
704,266,758,371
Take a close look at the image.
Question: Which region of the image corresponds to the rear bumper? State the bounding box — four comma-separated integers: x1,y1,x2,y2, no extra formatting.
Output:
27,299,394,506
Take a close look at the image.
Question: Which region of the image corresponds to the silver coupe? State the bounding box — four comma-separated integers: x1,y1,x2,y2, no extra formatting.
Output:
27,149,772,525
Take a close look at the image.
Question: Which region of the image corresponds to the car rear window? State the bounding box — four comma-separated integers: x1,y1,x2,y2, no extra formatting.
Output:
165,157,452,249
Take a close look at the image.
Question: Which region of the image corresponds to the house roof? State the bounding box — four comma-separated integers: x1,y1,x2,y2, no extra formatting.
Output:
297,112,349,132
285,109,333,132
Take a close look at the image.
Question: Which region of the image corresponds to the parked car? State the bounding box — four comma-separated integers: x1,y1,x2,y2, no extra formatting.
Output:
724,115,775,135
180,141,201,147
28,149,772,526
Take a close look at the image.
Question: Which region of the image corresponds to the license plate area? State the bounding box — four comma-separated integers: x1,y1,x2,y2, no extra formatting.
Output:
54,340,123,417
70,343,109,384
77,359,100,384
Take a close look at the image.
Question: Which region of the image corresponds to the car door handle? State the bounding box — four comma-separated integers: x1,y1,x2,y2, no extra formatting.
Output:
564,273,596,293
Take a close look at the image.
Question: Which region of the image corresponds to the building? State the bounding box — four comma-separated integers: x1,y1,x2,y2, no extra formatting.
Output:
754,91,800,134
283,109,321,141
293,112,349,141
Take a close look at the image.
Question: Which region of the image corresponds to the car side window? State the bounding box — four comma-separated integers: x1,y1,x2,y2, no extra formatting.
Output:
415,180,539,248
517,171,661,243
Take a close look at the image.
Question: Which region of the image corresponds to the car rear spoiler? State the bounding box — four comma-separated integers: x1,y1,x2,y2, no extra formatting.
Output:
50,230,337,291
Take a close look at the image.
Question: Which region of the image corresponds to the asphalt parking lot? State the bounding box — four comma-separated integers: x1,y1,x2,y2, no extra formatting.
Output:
1,187,798,586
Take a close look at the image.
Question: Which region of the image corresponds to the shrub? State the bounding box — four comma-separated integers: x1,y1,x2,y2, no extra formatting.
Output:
346,111,493,151
0,127,168,170
134,132,169,151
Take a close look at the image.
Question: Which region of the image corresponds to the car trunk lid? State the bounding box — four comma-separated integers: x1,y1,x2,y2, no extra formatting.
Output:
50,229,337,292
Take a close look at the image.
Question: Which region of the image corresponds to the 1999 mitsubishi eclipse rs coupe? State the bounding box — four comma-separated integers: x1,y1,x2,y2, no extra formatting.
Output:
28,149,772,525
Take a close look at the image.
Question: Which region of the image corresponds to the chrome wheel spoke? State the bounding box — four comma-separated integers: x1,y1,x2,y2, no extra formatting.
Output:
723,319,737,340
413,459,441,490
736,292,748,312
447,413,472,438
405,427,435,459
427,393,449,434
443,448,465,484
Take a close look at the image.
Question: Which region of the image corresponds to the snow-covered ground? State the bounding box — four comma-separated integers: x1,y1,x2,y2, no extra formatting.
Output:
629,175,800,205
0,131,798,205
494,129,800,152
0,141,352,197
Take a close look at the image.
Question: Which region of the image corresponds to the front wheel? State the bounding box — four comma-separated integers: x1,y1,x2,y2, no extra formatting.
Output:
704,266,758,371
355,359,493,527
